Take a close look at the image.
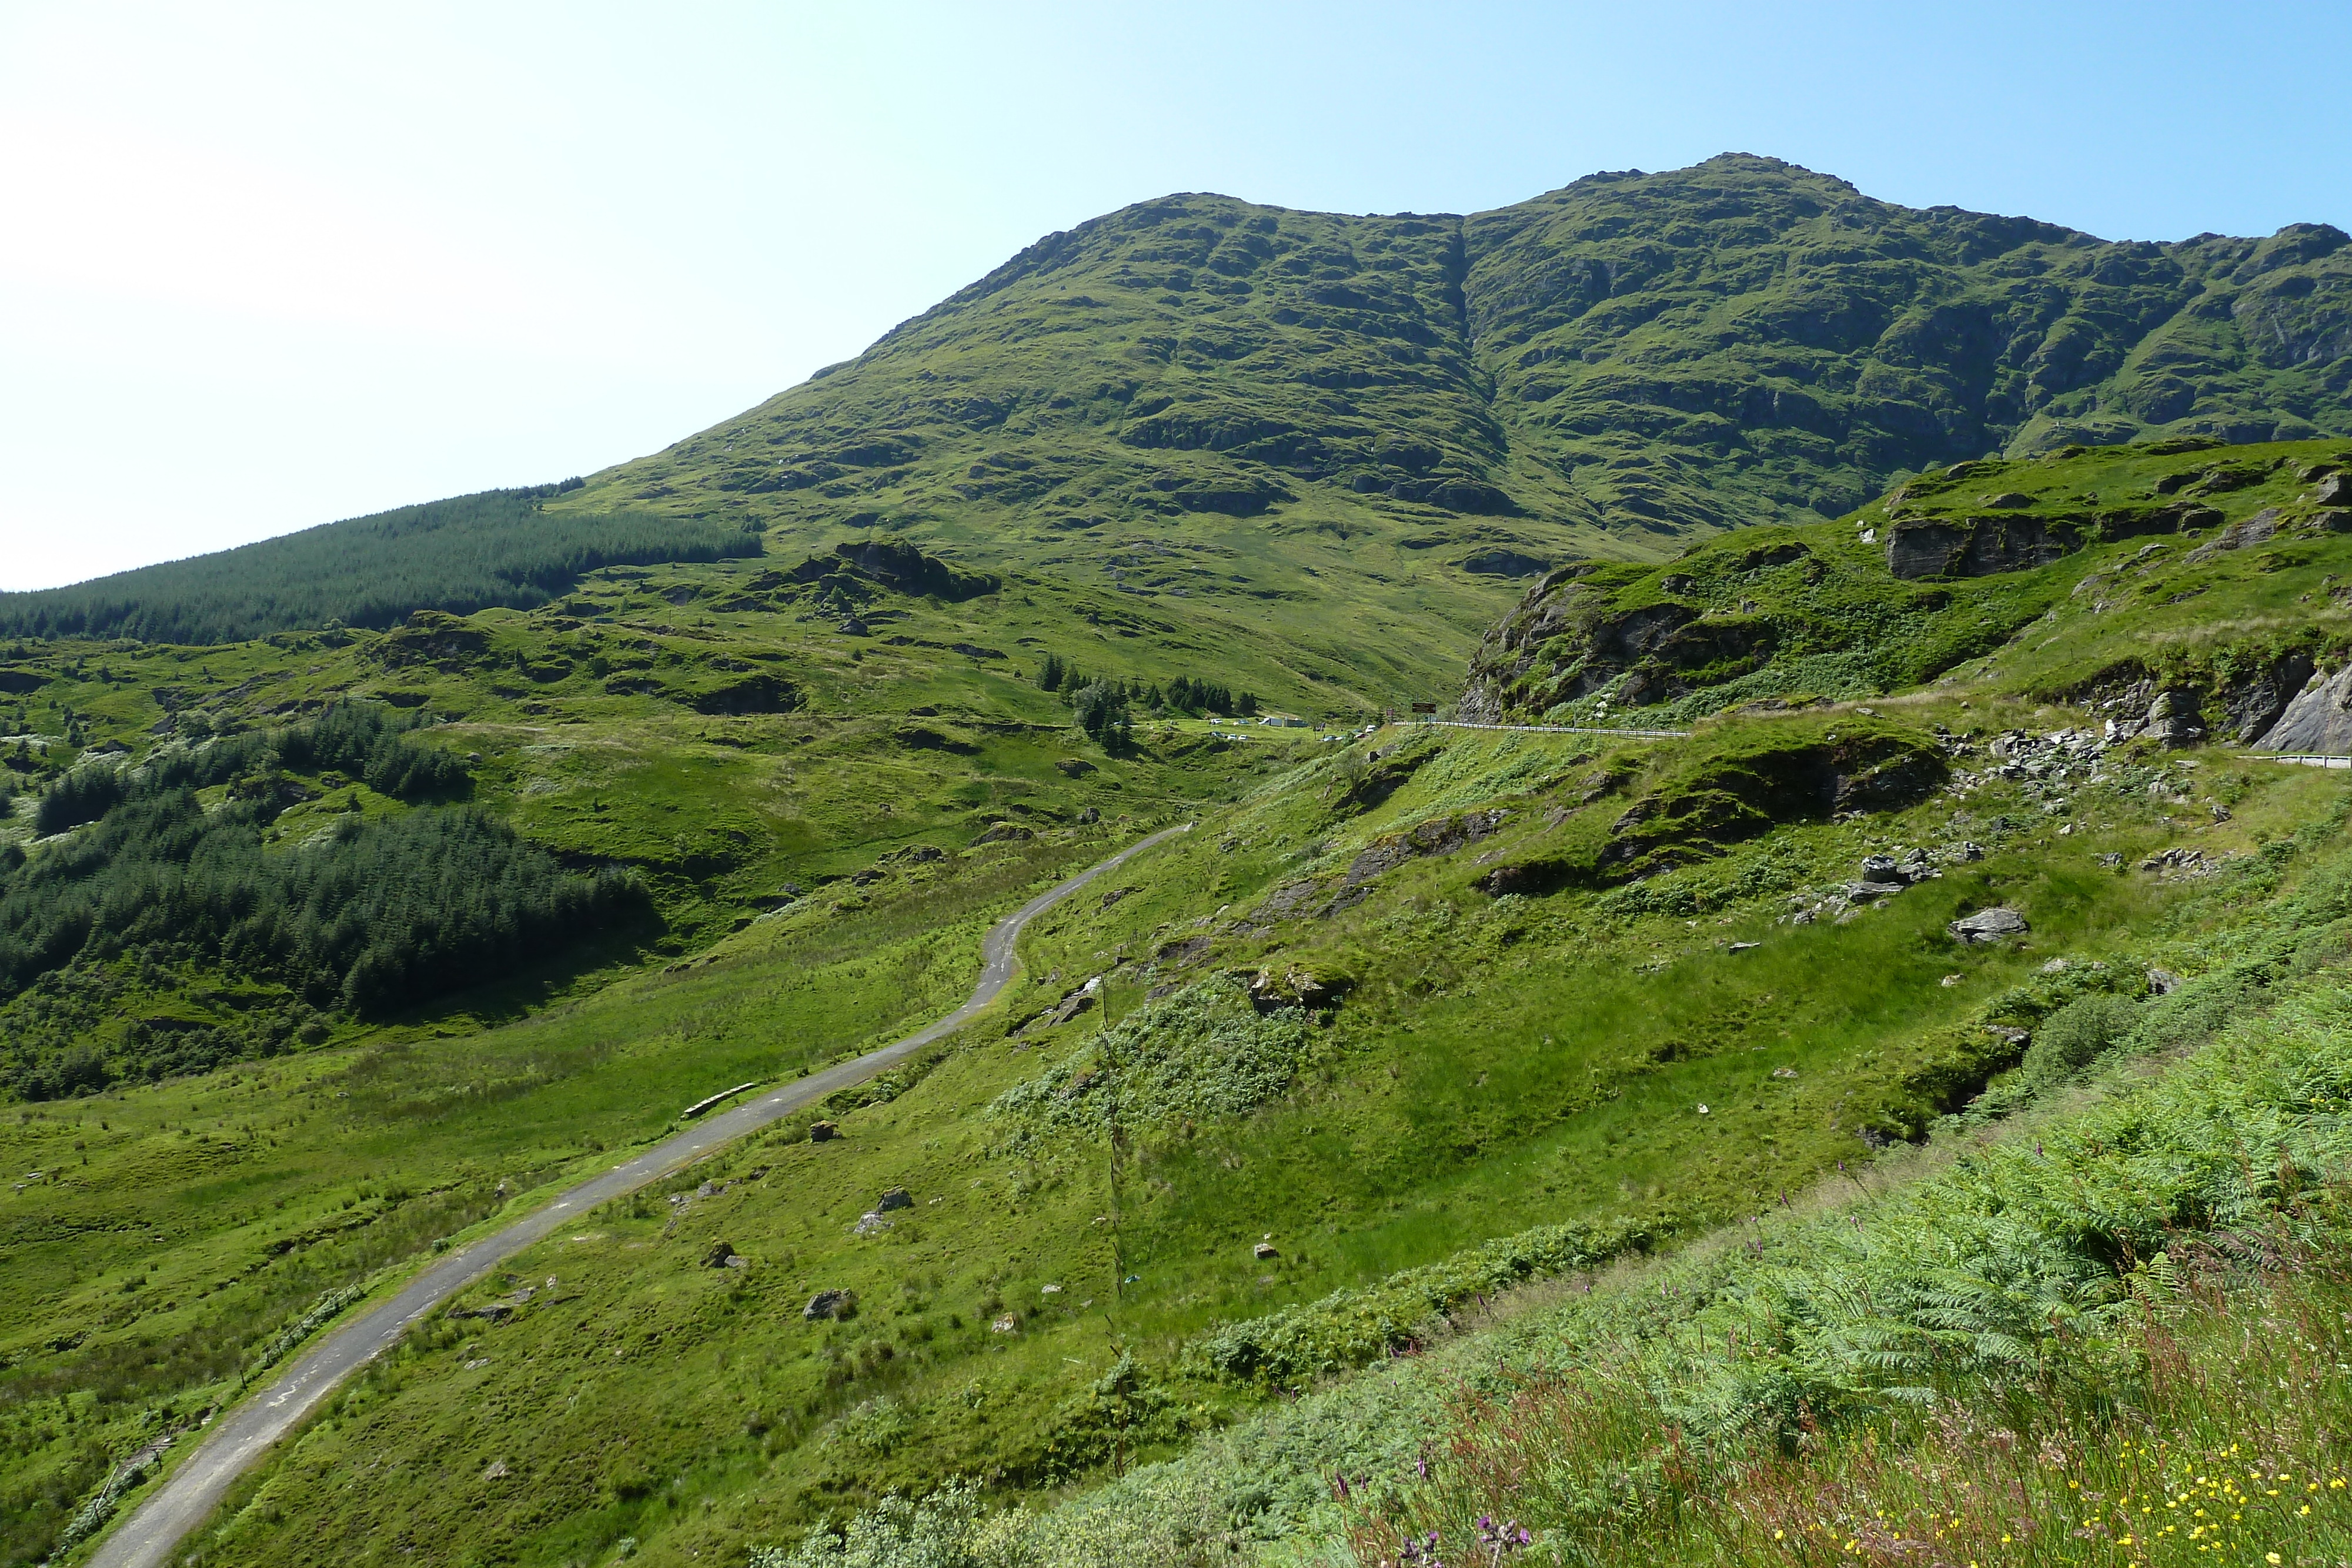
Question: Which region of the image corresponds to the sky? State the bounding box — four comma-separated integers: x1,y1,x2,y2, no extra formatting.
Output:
3,1,2347,591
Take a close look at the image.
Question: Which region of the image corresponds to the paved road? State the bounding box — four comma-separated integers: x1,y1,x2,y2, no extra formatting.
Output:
88,824,1191,1568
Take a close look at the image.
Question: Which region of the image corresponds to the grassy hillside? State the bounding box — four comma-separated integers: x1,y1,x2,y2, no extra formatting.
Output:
562,155,2352,579
1464,435,2352,728
5,441,2351,1567
1,148,2350,1568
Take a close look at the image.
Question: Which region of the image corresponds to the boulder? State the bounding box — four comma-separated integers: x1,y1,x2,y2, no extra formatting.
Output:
874,1186,913,1213
1859,854,1900,882
2313,472,2352,507
809,1120,839,1142
803,1289,855,1321
971,822,1035,846
1253,1241,1280,1260
852,1211,891,1237
703,1240,737,1269
2147,967,2184,996
1949,907,2029,944
1077,806,1101,824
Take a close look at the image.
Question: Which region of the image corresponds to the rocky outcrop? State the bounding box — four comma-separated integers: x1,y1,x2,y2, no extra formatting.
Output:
1884,501,2223,580
789,537,1000,602
1459,567,1779,720
1476,724,1947,895
2183,507,2283,565
2221,653,2317,744
2076,646,2321,748
1340,810,1506,886
2143,689,2207,748
686,672,800,715
1244,965,1347,1011
803,1289,855,1320
1885,513,2076,579
2255,665,2352,753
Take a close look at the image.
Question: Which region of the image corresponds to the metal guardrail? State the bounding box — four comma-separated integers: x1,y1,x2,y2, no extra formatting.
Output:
679,1081,760,1119
1406,719,1693,739
2244,753,2352,769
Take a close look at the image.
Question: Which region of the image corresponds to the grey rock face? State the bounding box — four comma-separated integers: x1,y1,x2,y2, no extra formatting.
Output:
2144,690,2206,748
2147,968,2184,995
875,1186,913,1213
2226,651,2317,743
2256,665,2352,754
1949,907,2029,943
1886,513,2074,579
1041,987,1098,1027
2184,507,2282,564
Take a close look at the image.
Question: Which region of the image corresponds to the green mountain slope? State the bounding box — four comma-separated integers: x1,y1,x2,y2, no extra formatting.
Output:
566,153,2352,569
2,148,2351,1568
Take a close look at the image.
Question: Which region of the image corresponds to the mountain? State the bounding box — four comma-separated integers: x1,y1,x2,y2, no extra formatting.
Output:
564,152,2352,560
5,156,2352,1568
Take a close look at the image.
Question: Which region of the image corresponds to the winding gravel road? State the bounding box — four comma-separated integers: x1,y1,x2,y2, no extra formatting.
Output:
88,824,1190,1568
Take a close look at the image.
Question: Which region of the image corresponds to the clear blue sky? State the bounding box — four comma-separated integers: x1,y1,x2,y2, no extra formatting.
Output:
3,0,2346,589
